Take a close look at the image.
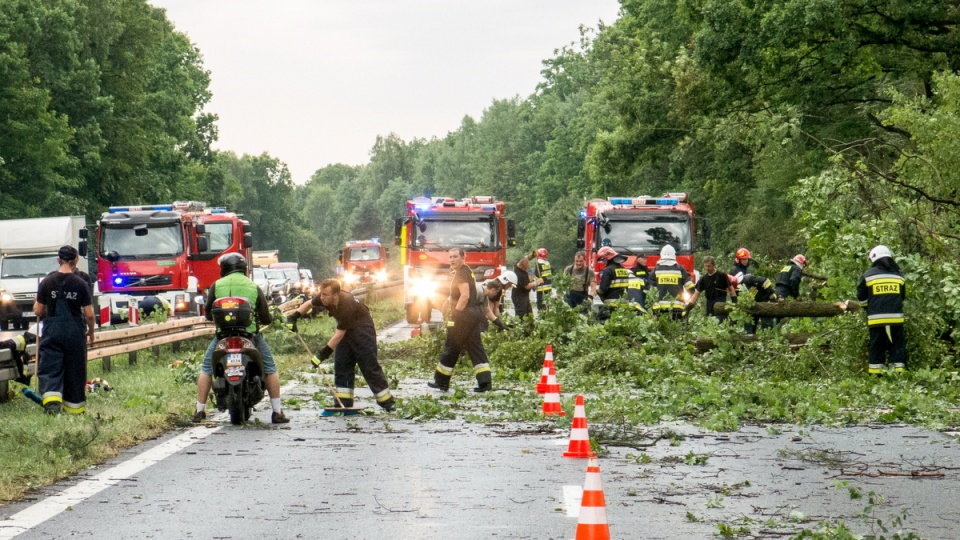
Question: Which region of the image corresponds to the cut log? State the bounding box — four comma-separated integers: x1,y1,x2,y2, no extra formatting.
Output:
692,333,816,353
713,300,861,318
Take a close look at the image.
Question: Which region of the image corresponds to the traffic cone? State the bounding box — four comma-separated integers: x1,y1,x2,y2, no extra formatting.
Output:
573,456,610,540
563,394,592,458
541,380,565,416
536,344,561,394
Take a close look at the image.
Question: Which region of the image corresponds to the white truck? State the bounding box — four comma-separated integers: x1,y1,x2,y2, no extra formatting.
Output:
0,216,90,330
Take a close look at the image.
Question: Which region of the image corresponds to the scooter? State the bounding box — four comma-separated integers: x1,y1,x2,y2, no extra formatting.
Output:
209,296,266,425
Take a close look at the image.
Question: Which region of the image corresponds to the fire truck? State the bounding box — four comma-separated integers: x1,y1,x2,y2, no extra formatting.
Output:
577,193,710,277
337,239,388,287
394,196,515,324
97,201,252,323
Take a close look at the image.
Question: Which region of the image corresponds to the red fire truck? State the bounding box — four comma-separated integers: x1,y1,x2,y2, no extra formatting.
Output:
577,193,709,278
97,201,252,323
338,239,388,287
394,196,515,324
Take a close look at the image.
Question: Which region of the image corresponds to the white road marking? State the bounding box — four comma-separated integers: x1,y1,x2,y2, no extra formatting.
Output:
0,425,221,539
0,382,299,539
563,485,583,517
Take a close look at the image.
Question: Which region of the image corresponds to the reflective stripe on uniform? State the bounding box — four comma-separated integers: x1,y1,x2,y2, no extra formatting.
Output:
867,313,904,326
435,363,454,376
473,363,491,375
335,387,354,399
42,393,63,405
63,402,85,414
375,389,393,402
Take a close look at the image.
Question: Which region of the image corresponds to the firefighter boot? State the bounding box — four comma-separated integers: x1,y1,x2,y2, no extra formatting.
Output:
427,371,450,392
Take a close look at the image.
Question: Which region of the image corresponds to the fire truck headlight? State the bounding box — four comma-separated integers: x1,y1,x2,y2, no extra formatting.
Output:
376,270,387,282
0,290,11,302
343,272,358,285
411,278,435,298
113,276,123,286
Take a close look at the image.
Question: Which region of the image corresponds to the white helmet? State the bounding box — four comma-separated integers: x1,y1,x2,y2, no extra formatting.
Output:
659,244,676,261
497,270,518,287
868,245,892,262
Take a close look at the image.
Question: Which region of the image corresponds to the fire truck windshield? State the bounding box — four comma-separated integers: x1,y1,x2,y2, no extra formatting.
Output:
101,224,183,260
415,219,495,250
598,217,692,253
203,222,233,252
348,247,382,261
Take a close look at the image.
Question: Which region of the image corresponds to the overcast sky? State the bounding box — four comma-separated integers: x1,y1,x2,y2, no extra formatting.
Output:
148,1,621,184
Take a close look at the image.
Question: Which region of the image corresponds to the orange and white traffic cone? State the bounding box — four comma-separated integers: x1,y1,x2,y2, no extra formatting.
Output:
541,380,565,417
573,456,610,540
536,344,561,394
563,394,592,458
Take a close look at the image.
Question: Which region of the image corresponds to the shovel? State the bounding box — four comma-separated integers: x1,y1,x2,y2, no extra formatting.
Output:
293,331,364,416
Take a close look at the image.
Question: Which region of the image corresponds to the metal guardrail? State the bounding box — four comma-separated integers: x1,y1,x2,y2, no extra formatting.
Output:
1,281,405,401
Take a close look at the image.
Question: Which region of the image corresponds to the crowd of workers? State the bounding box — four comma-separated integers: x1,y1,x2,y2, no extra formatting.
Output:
13,238,903,421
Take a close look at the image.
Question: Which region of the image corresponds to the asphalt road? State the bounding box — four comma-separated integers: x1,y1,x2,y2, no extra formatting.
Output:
1,318,959,538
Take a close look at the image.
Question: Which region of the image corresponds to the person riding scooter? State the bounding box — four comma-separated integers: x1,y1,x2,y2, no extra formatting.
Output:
193,253,290,424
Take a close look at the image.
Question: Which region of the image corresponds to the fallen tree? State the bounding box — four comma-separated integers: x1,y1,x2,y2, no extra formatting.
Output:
712,300,861,318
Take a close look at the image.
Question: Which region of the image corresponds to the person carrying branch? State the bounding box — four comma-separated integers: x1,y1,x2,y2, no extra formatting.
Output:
290,278,395,411
856,245,906,374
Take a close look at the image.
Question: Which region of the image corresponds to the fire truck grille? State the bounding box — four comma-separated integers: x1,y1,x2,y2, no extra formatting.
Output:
113,275,173,288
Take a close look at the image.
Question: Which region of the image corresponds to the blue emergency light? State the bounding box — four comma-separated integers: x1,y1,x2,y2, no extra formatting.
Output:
609,198,633,205
655,198,679,205
113,277,123,285
108,204,174,213
210,208,226,214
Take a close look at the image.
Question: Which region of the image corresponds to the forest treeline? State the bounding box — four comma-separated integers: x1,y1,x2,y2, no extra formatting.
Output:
2,0,959,347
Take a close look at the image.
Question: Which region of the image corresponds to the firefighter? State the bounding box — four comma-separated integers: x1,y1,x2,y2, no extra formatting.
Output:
856,245,906,374
32,246,95,415
533,248,553,312
196,253,289,423
595,246,645,321
429,248,492,392
291,278,396,411
730,247,752,284
647,244,695,319
775,254,807,300
738,273,777,333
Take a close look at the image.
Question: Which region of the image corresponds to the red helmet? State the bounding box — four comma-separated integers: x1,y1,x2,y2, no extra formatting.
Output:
791,254,807,268
597,246,617,262
536,248,548,259
734,247,751,261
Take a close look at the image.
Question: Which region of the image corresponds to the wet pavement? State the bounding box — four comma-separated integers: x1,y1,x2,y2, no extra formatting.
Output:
1,368,959,539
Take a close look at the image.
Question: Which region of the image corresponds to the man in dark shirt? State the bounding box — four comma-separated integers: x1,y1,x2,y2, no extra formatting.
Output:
429,248,492,392
292,278,395,411
33,245,95,415
690,256,736,321
511,257,535,319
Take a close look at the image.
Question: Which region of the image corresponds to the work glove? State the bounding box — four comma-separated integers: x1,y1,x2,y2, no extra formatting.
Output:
312,345,334,368
492,318,508,331
284,312,301,333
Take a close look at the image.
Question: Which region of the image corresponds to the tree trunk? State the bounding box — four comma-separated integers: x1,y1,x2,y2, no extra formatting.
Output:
692,333,816,353
713,300,861,318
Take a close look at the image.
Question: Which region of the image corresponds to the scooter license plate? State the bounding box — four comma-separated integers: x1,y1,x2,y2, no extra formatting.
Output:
226,353,242,367
226,366,244,378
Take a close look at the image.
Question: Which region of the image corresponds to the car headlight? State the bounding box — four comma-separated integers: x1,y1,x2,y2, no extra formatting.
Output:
0,291,12,302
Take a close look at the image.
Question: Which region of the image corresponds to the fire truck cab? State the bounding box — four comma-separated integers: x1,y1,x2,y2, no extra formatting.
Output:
338,239,388,287
577,193,709,278
97,201,252,324
394,196,515,324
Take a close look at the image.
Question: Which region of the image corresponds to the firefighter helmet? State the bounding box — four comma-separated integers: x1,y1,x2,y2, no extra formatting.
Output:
536,248,548,259
868,245,892,262
791,254,807,268
218,253,247,277
597,246,618,262
734,247,751,261
497,270,518,287
660,244,676,261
